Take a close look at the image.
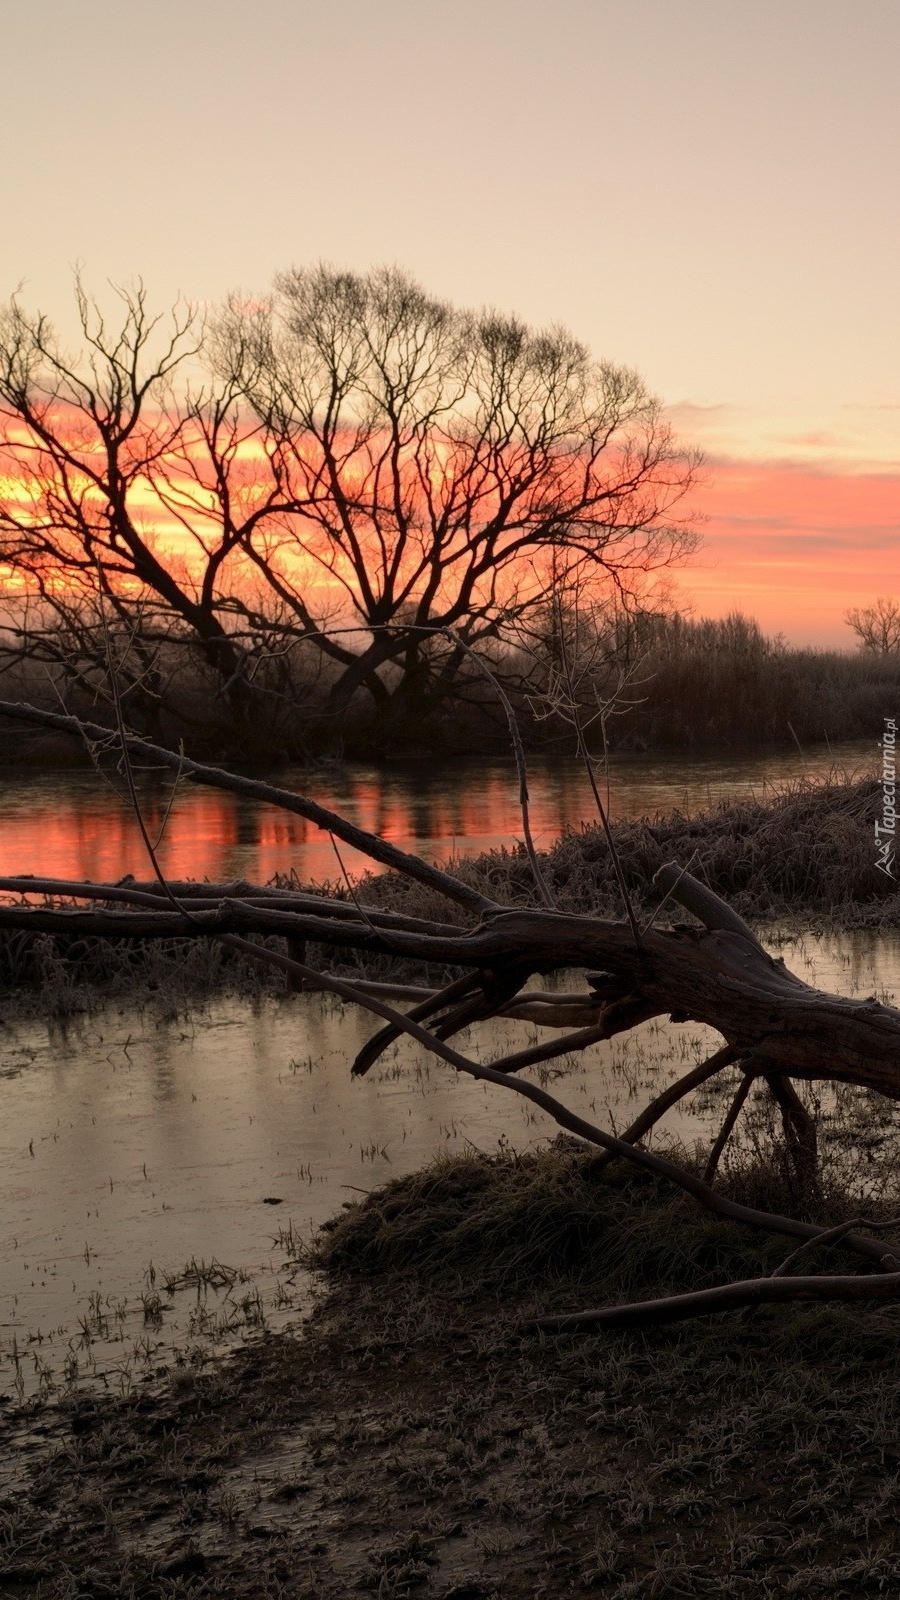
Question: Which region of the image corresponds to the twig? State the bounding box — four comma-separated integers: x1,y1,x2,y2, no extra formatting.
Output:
100,607,202,928
703,1074,755,1185
438,629,556,910
327,832,411,959
152,744,187,852
551,589,644,951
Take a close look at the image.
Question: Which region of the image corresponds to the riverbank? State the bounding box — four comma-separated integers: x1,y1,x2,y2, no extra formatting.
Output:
361,771,890,931
4,1143,900,1597
0,773,892,1020
3,770,900,1592
3,618,899,764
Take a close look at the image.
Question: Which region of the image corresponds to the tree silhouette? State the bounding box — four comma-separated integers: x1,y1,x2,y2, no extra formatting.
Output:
845,597,900,654
0,269,702,753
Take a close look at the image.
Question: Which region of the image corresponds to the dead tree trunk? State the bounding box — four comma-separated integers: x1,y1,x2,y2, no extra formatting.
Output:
1,864,899,1101
3,698,900,1326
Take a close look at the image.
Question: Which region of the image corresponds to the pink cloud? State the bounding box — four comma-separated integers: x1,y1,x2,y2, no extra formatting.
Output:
688,456,900,646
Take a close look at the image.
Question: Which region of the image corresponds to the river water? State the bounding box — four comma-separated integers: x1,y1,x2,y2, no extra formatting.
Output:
0,739,889,1401
0,739,875,886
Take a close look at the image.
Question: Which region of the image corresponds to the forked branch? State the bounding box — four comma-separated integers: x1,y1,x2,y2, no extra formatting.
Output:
3,698,900,1328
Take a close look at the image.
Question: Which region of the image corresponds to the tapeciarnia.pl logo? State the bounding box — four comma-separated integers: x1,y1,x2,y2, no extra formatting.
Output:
876,717,896,877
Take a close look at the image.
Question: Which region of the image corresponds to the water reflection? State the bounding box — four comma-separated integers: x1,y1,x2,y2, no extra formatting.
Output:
0,741,875,887
2,926,899,1398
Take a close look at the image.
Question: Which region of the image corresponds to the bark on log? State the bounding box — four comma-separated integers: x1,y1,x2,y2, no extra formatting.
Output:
3,699,900,1326
4,898,898,1098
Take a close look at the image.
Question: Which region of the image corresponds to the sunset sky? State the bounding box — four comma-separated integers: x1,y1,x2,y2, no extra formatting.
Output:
3,0,898,646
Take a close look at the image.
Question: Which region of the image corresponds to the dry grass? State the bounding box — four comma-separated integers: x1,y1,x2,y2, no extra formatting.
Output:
329,774,895,991
616,623,900,750
1,773,893,1017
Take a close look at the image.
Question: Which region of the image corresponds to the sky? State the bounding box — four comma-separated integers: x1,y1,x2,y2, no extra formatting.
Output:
3,0,898,645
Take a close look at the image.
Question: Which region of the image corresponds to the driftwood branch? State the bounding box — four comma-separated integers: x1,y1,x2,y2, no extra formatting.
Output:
3,698,900,1327
4,888,898,1098
534,1269,900,1332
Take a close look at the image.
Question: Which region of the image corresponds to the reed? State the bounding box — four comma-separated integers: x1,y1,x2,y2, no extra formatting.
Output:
2,605,898,760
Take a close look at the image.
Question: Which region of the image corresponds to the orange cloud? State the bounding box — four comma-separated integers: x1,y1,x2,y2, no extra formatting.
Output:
2,396,896,651
689,456,900,645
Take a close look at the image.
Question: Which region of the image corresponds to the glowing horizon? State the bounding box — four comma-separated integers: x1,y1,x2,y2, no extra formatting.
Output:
1,360,896,654
1,414,896,652
663,400,900,647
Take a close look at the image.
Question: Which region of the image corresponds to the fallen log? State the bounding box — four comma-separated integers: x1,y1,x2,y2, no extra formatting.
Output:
2,697,900,1325
3,886,898,1098
0,701,898,1106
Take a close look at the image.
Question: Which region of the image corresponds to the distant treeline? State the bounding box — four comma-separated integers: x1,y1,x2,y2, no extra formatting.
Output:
590,611,899,752
0,605,894,765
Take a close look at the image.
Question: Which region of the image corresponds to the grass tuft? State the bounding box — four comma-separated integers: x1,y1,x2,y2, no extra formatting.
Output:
310,1139,878,1311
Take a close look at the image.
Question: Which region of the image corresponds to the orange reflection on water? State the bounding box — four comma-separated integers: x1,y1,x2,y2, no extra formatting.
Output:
0,767,590,888
0,744,875,892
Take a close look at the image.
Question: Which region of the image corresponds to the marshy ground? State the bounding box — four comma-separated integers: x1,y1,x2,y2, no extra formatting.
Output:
0,773,893,1023
4,1144,900,1598
3,774,900,1596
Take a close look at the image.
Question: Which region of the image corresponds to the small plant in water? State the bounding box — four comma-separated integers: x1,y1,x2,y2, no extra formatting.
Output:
163,1258,240,1295
141,1290,164,1325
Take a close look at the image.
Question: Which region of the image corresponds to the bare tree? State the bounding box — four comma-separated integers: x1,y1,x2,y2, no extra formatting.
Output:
0,281,335,754
845,597,900,654
213,265,703,745
0,269,702,755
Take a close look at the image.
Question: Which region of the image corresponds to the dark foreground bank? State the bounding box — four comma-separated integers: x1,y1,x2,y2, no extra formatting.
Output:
4,1143,900,1598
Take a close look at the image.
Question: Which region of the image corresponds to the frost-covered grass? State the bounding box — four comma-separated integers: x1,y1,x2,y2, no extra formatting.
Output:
1,773,894,1018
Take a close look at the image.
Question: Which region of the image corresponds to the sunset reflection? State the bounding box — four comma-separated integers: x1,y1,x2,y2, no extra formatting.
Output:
0,744,874,890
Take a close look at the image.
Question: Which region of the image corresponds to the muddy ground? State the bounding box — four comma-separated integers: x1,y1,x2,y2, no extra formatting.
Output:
3,1147,900,1598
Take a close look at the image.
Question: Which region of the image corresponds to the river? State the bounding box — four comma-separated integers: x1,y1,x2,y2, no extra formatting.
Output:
0,739,875,886
0,738,888,1402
